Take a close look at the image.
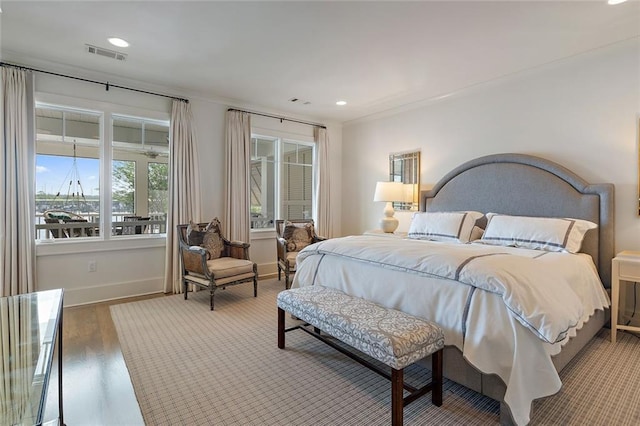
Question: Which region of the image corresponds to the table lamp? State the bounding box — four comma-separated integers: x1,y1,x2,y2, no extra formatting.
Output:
373,181,404,233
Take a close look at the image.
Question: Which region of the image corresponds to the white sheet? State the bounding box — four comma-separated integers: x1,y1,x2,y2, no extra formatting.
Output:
293,235,610,426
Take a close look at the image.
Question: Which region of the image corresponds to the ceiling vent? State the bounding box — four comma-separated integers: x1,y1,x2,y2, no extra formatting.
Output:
85,44,127,61
289,97,311,105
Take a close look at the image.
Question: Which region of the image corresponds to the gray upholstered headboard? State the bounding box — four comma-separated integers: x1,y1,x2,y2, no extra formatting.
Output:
421,153,615,287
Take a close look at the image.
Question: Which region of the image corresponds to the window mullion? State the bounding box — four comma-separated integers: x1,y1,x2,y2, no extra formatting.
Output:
275,138,282,222
138,160,149,217
138,122,147,216
102,111,113,239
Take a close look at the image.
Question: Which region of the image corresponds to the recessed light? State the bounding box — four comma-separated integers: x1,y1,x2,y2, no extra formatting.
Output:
108,37,129,48
607,0,627,4
336,100,347,106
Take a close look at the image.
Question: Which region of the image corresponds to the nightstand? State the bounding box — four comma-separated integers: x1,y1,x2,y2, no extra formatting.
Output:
611,251,640,343
363,229,408,238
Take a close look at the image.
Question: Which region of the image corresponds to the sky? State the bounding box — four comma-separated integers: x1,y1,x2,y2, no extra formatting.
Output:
36,155,99,197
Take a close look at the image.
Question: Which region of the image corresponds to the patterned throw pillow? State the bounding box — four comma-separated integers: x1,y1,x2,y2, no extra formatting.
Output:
186,220,206,246
282,221,314,252
202,218,225,259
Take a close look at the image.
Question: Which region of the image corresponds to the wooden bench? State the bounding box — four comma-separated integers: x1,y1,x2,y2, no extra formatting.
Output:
277,286,445,426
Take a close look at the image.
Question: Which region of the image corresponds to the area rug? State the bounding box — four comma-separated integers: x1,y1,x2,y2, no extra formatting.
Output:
110,279,640,425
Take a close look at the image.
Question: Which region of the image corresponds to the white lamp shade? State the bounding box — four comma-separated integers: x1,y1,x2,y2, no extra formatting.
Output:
373,181,404,202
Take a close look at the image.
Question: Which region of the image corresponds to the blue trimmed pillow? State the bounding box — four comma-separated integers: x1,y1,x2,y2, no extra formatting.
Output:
478,213,597,253
407,211,484,243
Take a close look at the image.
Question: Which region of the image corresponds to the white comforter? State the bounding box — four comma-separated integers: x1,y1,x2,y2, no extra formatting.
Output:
293,235,610,426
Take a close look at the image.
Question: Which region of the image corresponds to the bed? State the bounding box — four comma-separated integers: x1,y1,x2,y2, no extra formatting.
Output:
292,153,614,425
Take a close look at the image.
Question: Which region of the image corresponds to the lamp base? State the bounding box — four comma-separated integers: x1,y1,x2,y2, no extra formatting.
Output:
380,216,399,233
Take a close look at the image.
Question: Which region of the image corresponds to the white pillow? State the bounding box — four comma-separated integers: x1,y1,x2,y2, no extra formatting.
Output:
479,213,597,253
408,211,484,243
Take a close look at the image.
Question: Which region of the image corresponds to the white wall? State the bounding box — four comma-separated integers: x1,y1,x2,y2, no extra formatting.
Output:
342,39,640,252
29,66,342,305
190,111,342,278
342,38,640,323
33,72,173,305
29,40,640,306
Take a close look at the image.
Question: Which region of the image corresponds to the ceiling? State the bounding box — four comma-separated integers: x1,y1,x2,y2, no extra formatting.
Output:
1,1,639,123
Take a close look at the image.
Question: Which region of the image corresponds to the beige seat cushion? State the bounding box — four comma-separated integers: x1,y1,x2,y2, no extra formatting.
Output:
285,251,299,268
207,257,254,279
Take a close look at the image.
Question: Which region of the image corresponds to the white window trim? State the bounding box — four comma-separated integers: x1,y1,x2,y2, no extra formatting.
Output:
250,132,316,232
35,92,170,245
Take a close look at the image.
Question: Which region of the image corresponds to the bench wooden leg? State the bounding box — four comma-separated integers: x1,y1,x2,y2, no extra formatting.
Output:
432,349,443,406
391,368,404,426
278,307,285,349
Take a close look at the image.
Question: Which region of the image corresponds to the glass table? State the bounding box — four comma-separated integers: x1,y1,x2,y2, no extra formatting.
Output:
0,289,64,425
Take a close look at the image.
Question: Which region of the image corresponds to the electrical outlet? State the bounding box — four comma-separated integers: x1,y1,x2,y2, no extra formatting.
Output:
88,260,97,272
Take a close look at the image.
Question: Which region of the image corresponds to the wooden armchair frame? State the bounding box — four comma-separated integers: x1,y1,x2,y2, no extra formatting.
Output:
177,223,258,310
275,219,326,289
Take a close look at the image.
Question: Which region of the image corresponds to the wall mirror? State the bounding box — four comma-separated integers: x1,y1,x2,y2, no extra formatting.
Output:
389,150,420,211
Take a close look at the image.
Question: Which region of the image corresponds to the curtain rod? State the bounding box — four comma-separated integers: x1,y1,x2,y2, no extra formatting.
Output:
227,108,326,129
0,61,189,103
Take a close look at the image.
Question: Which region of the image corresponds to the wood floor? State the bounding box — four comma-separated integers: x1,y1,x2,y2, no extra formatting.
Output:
45,293,164,425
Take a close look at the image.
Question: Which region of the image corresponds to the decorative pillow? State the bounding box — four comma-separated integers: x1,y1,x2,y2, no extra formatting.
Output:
202,218,225,259
479,213,597,253
407,211,484,243
470,225,485,241
186,220,206,246
282,221,314,252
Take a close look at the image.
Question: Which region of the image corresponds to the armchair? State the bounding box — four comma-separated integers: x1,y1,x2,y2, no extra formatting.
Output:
177,219,258,310
275,219,326,289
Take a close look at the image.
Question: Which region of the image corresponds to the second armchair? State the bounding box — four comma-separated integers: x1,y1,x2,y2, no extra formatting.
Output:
275,219,325,289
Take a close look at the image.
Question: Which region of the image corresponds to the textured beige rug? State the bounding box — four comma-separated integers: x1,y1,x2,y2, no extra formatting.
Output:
111,279,640,425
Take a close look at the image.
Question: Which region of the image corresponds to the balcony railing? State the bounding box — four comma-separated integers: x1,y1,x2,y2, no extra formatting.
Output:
35,213,167,239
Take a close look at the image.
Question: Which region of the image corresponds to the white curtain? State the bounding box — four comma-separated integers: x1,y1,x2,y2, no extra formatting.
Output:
314,126,333,238
0,296,38,422
163,100,201,294
1,67,36,297
224,110,251,242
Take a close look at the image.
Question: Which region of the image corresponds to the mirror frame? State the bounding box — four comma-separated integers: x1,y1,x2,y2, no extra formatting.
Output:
389,150,420,211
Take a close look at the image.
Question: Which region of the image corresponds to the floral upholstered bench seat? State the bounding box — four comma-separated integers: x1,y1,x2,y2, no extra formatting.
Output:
276,285,445,426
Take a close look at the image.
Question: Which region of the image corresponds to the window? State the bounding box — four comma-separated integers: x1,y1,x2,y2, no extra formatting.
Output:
111,115,169,236
282,141,314,221
250,135,315,230
35,103,169,240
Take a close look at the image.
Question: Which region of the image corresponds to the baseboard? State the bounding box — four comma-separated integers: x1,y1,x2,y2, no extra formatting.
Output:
63,264,279,307
257,262,278,278
63,277,164,307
